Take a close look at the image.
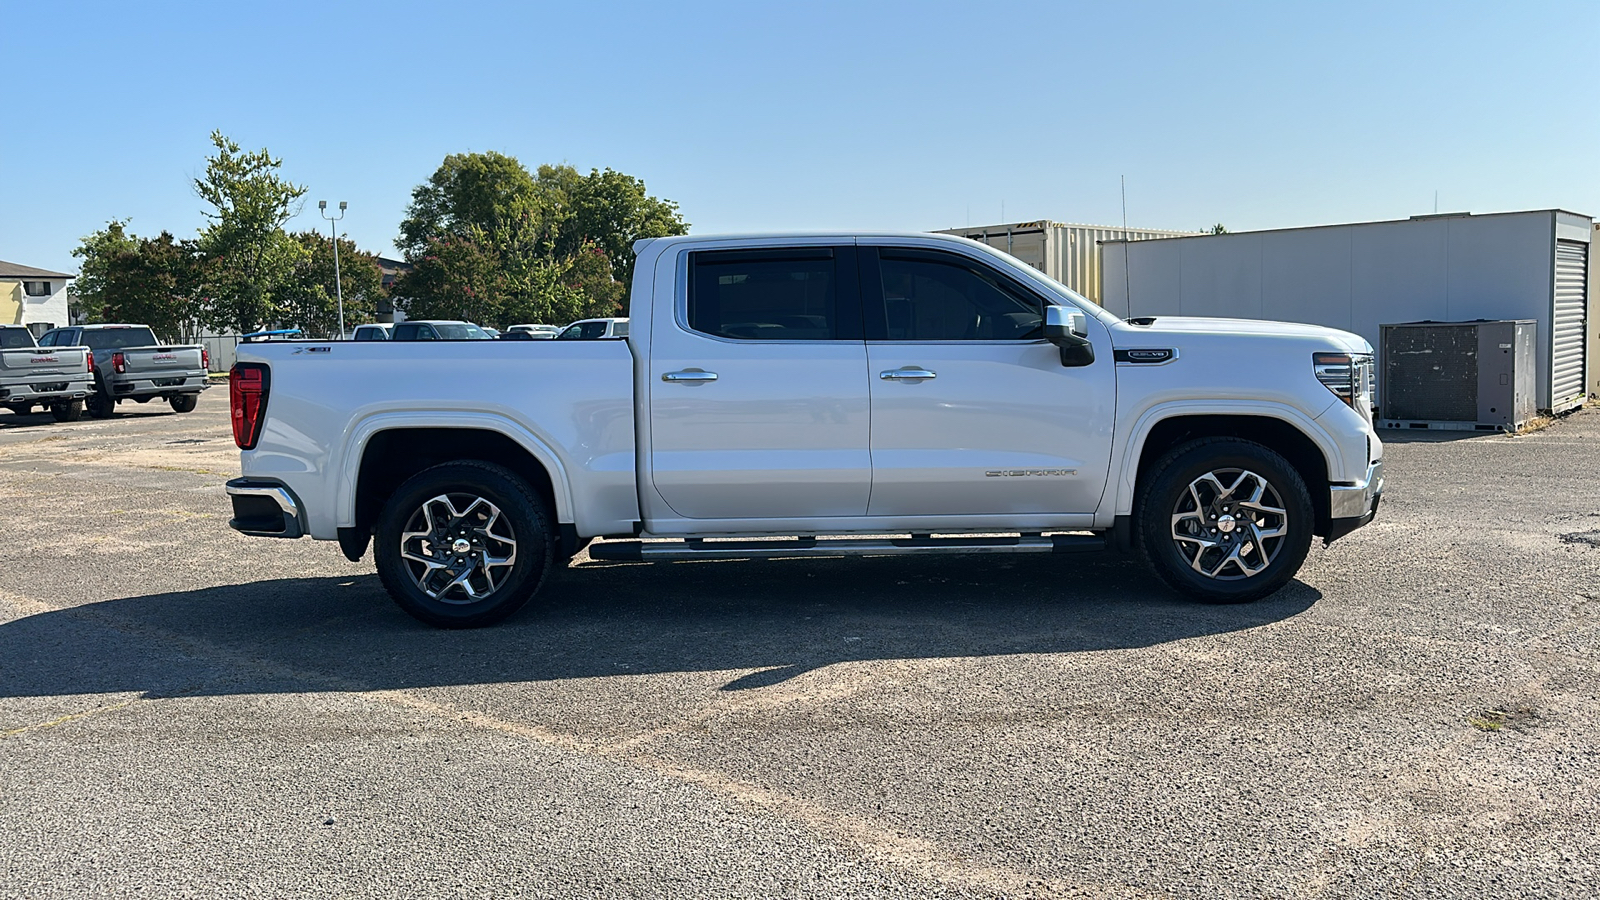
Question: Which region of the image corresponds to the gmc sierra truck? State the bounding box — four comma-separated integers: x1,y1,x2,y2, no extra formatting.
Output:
227,232,1383,628
39,324,209,418
0,325,93,421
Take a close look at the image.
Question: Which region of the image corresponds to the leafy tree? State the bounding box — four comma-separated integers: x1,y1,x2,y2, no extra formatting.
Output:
70,219,138,323
90,232,208,342
538,164,688,295
1209,223,1229,234
394,152,685,324
194,131,309,333
277,231,386,338
397,151,542,258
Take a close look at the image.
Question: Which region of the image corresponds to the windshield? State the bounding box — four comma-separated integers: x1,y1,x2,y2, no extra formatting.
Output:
81,327,159,350
1,329,35,350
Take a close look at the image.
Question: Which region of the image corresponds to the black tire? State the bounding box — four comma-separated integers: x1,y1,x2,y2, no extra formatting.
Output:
1137,437,1314,604
169,393,198,413
50,400,83,422
86,391,115,419
6,403,31,416
374,461,554,628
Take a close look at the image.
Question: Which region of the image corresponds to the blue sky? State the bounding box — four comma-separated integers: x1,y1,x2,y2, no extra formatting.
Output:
4,1,1596,273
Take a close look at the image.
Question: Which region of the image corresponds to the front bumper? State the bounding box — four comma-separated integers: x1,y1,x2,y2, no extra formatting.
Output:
225,478,305,539
1325,458,1383,544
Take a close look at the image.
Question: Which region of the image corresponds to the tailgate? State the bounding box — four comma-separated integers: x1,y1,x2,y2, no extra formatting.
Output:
0,347,91,379
120,346,204,374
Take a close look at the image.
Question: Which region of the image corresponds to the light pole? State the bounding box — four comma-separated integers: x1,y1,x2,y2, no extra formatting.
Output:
318,200,347,338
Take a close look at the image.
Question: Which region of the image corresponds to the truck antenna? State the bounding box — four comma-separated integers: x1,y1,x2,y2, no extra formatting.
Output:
1121,175,1133,317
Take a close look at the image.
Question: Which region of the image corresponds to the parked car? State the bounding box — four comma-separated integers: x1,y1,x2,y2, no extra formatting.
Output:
0,325,93,421
556,318,628,340
40,324,210,418
351,323,393,342
226,231,1383,628
507,324,561,339
390,320,494,341
482,327,501,338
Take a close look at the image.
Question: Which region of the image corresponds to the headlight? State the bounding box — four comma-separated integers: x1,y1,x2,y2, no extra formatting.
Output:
1313,352,1374,414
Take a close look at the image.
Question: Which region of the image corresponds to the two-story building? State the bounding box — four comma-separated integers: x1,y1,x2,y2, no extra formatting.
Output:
0,260,74,337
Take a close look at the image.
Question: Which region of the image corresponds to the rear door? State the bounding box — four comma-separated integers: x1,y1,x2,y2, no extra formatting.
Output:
861,245,1116,516
647,245,870,521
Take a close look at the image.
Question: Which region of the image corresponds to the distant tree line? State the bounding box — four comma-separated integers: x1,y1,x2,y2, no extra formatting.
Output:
71,134,687,340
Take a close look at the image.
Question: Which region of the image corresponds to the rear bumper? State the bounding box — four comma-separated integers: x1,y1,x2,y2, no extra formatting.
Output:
1325,459,1383,545
226,478,305,539
0,379,94,403
110,373,211,397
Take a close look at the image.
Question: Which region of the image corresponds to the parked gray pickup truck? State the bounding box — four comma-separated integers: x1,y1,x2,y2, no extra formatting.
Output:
0,325,93,421
39,324,209,418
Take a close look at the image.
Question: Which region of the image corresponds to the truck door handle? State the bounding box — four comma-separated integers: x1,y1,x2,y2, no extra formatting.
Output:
879,367,937,381
662,369,718,383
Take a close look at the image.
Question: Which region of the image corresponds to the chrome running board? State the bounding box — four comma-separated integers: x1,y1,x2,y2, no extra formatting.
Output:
588,533,1105,562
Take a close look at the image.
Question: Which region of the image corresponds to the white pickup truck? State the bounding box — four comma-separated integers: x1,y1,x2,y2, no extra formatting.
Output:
227,232,1383,627
0,325,93,421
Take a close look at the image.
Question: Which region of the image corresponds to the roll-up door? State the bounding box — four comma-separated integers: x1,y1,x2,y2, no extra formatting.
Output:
1553,240,1588,405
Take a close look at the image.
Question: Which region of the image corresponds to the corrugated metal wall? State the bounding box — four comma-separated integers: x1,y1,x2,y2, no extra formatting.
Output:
1553,240,1588,405
937,222,1195,303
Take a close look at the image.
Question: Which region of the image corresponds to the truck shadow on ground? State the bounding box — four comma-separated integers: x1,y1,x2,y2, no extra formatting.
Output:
0,552,1318,700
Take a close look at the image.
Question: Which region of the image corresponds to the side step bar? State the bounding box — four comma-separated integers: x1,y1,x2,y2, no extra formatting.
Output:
589,533,1105,562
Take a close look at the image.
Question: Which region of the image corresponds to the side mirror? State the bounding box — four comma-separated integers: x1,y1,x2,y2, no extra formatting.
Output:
1043,306,1095,367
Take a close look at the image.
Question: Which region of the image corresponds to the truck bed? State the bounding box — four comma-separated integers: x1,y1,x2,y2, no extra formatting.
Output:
234,339,639,539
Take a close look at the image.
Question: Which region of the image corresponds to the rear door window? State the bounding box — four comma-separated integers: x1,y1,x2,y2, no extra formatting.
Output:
686,247,860,341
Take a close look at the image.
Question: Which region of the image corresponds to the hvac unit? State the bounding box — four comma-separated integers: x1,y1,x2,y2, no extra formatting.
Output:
1379,320,1536,431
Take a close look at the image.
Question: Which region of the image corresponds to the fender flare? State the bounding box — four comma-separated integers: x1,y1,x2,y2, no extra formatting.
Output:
334,410,575,529
1107,400,1347,519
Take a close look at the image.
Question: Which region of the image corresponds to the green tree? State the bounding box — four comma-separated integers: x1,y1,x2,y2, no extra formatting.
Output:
277,231,386,337
394,152,685,324
93,232,208,342
538,164,688,296
1209,223,1229,234
397,151,542,258
70,219,139,323
194,131,308,333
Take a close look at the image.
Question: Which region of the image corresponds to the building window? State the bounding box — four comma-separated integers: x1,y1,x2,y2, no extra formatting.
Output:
23,281,51,297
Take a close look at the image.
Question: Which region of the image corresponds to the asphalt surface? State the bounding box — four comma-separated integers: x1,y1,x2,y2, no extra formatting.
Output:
2,391,1598,898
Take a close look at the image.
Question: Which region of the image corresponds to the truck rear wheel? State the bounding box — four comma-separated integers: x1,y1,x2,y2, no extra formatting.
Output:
169,393,198,413
1137,438,1313,604
6,403,31,416
50,400,83,422
374,461,555,628
86,391,115,419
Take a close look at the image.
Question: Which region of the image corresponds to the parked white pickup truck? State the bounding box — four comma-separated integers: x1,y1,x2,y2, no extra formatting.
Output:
0,325,93,421
227,232,1383,627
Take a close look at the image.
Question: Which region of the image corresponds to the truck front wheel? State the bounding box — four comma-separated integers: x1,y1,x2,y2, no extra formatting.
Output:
86,391,115,419
1137,438,1314,604
374,461,555,628
50,400,83,422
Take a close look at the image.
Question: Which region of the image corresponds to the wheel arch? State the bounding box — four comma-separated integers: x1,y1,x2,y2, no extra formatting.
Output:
1117,407,1341,536
340,415,575,546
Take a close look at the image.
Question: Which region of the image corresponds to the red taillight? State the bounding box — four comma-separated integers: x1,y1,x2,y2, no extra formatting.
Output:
86,350,94,371
202,347,210,369
230,363,270,449
112,351,127,374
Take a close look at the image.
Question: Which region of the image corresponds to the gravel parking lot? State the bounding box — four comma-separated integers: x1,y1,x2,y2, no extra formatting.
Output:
2,392,1598,898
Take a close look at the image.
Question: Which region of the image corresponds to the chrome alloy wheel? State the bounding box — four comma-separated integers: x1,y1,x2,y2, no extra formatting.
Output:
398,493,518,603
1169,468,1288,580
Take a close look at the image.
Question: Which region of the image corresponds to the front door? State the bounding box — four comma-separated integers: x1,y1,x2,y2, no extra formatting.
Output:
861,246,1116,517
647,246,871,521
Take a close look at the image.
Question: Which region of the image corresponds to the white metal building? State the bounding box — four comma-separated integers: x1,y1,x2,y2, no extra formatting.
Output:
937,221,1197,304
1101,210,1593,413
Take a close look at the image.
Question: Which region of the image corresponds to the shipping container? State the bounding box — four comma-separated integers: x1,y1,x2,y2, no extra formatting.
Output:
937,221,1196,304
1101,210,1593,413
